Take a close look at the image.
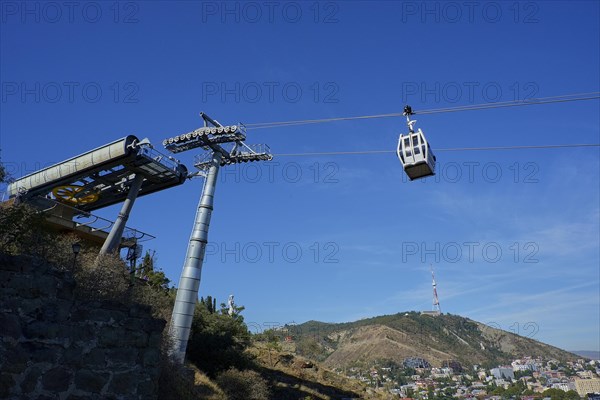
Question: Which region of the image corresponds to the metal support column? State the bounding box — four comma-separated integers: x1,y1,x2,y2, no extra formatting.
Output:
169,152,222,364
163,111,271,364
99,174,144,255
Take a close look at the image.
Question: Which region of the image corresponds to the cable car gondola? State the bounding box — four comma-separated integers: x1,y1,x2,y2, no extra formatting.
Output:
397,105,436,181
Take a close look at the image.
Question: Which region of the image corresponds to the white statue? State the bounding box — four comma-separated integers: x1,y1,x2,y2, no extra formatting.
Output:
228,295,235,316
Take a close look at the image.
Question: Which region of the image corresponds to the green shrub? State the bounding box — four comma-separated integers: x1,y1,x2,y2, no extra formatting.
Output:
73,252,130,301
296,337,325,361
0,203,49,256
187,303,252,377
131,282,174,321
130,251,175,321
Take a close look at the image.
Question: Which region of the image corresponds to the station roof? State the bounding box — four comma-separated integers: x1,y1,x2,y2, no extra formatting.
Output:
7,136,188,212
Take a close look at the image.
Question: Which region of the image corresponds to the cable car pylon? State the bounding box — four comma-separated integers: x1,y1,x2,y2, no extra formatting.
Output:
397,105,437,181
163,112,272,364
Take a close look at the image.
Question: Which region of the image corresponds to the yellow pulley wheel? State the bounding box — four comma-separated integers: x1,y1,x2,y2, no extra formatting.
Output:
52,185,99,205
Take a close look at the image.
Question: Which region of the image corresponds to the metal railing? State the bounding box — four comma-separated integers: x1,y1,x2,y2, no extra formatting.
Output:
35,196,155,242
138,144,182,174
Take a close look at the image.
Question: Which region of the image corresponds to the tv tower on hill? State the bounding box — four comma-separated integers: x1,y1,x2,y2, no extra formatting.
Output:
431,265,441,314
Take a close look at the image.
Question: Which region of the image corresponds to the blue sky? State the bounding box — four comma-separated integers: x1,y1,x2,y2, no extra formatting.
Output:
1,1,599,352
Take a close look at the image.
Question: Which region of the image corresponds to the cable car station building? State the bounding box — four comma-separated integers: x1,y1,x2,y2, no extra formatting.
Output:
4,136,188,254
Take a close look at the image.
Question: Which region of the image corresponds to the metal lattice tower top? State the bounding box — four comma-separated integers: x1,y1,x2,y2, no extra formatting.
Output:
162,112,272,168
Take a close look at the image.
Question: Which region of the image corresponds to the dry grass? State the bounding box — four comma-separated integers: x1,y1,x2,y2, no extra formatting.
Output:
248,342,381,399
73,252,130,301
193,368,227,400
158,360,226,400
216,368,271,400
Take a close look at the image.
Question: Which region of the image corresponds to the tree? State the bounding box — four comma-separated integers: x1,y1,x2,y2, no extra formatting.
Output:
492,386,506,396
515,370,533,379
138,250,171,290
187,298,251,377
585,364,596,372
265,332,282,367
564,390,580,400
139,250,155,276
427,386,435,400
462,376,472,387
434,389,453,400
220,301,245,317
504,380,526,398
200,295,217,313
0,161,6,184
204,295,216,313
542,388,572,400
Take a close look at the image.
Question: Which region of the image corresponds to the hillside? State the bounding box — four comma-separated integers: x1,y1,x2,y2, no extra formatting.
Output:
248,342,385,399
571,350,600,360
288,312,579,369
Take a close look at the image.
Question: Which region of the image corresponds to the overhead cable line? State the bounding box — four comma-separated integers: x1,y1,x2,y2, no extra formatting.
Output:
274,143,600,157
245,92,600,130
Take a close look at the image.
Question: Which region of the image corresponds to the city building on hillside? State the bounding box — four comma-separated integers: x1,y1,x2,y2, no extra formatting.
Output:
491,367,515,380
527,382,544,392
512,360,539,372
404,357,431,369
494,378,511,388
442,360,463,373
575,379,600,397
579,371,596,379
431,367,452,378
415,379,434,388
552,382,575,392
521,396,537,400
400,384,417,397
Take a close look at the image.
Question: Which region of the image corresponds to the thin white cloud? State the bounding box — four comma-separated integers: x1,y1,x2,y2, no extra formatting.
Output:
462,281,599,317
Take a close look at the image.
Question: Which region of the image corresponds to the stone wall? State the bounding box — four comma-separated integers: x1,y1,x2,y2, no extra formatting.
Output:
0,253,165,399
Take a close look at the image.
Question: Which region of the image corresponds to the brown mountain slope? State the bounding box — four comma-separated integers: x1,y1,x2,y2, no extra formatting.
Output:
324,324,457,368
291,313,579,369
